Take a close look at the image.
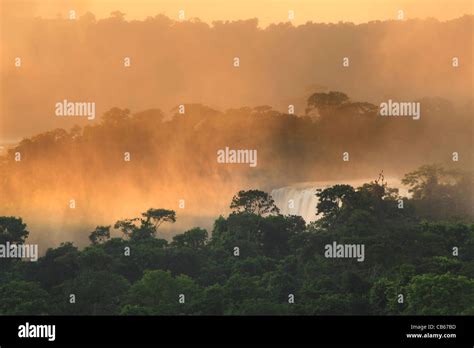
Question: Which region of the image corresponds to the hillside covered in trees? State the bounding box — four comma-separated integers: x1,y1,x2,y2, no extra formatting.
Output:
0,91,471,246
2,13,472,141
0,164,473,315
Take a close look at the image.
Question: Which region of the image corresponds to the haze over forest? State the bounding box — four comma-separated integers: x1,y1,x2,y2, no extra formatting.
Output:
1,9,472,140
0,2,472,248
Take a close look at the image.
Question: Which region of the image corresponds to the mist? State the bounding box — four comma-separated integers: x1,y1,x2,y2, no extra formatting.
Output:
1,12,472,141
0,10,472,249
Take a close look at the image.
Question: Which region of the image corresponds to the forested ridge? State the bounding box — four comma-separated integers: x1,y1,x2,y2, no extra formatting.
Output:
0,164,473,315
1,91,472,247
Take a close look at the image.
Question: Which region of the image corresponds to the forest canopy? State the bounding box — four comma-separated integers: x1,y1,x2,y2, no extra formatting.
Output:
0,162,473,315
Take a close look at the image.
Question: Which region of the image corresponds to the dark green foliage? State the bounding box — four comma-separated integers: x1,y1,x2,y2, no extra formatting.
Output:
171,228,208,250
114,209,176,241
25,242,80,289
307,91,350,113
405,274,474,315
402,164,473,219
230,190,280,216
54,271,130,315
0,217,29,244
89,226,111,245
0,280,50,315
0,166,473,315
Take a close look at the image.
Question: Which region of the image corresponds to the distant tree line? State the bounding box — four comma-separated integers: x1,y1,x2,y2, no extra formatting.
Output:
1,92,472,219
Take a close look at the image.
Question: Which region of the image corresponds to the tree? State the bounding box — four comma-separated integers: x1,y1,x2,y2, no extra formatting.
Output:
369,277,400,315
172,228,208,249
402,165,473,218
259,215,305,258
79,246,115,272
136,209,176,240
114,218,139,239
316,184,355,223
306,91,350,117
56,270,130,315
210,213,262,257
223,273,267,312
89,225,111,244
114,209,176,241
0,217,29,244
100,107,130,127
338,101,378,115
300,293,355,315
307,91,349,109
28,242,80,289
230,190,280,216
142,209,176,229
405,273,474,315
402,164,453,200
122,270,202,315
0,280,50,315
200,284,226,315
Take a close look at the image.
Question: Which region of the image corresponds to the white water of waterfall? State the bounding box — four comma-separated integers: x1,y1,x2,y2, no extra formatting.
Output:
271,186,321,223
271,179,410,223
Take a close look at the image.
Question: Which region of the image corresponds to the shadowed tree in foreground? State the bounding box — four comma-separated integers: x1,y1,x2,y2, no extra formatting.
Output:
230,190,280,216
114,209,177,241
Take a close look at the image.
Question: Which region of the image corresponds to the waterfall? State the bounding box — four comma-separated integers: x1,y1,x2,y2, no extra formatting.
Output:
271,178,409,223
271,186,321,223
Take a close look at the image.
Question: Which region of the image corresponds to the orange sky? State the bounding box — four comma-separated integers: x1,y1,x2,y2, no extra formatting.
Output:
3,0,473,25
